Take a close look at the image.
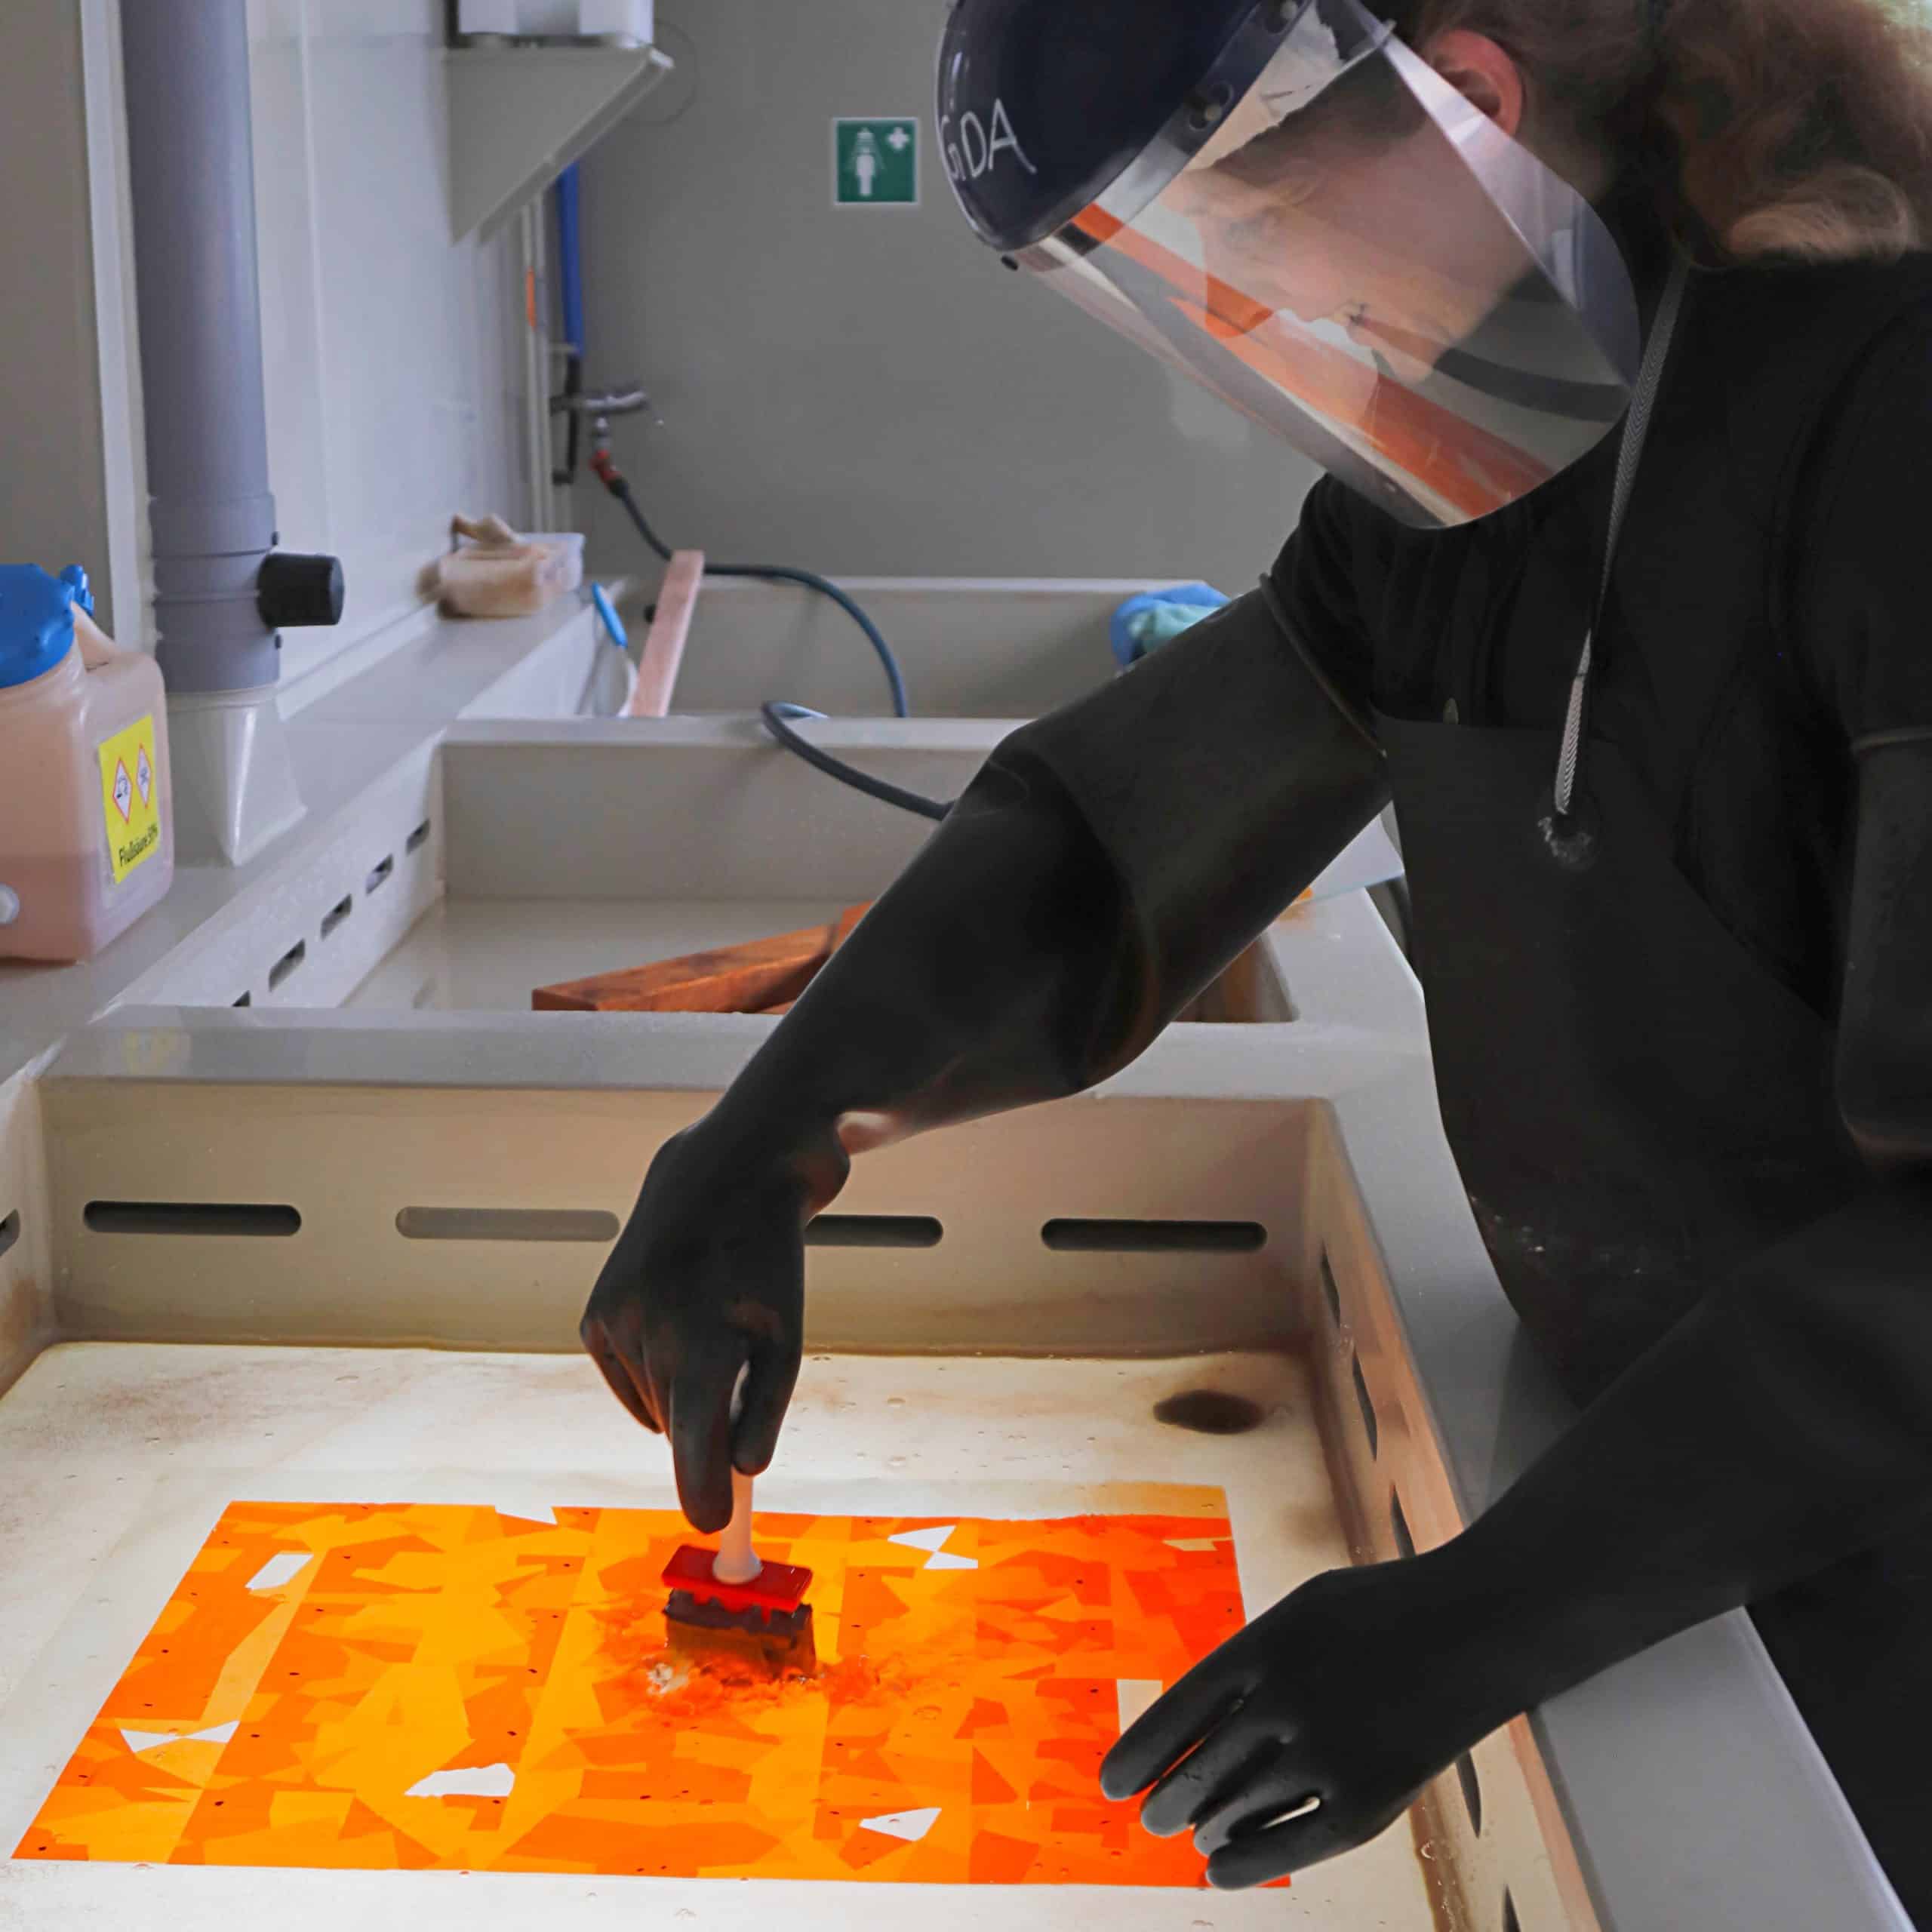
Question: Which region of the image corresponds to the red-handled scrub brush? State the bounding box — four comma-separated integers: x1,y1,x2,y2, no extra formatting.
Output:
662,1467,817,1675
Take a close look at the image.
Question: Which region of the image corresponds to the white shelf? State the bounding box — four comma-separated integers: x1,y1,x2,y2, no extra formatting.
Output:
446,43,673,242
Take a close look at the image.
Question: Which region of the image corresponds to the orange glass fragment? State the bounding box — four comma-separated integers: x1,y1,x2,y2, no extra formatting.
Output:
17,1500,1251,1888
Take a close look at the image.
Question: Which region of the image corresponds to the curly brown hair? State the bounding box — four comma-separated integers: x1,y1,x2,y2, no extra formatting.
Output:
1391,0,1932,263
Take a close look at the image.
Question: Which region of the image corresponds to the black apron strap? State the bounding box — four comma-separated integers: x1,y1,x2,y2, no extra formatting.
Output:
1552,255,1692,823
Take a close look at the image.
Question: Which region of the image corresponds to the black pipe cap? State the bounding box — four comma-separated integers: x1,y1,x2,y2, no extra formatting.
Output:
258,552,345,629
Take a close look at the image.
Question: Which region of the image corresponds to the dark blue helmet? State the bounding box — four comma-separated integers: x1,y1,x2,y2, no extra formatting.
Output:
937,0,1268,252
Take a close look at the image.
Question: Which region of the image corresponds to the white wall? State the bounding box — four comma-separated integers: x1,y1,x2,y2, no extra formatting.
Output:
248,0,528,691
0,2,122,629
574,0,1320,588
3,2,530,677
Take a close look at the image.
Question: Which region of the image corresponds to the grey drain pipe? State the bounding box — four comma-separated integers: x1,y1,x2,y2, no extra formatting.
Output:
121,0,344,863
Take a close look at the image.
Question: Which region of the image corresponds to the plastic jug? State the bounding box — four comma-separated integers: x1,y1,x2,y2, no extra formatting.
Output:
0,565,174,962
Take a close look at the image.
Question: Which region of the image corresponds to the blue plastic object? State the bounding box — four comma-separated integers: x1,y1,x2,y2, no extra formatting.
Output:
1109,582,1229,669
590,581,629,653
0,565,85,691
555,164,586,358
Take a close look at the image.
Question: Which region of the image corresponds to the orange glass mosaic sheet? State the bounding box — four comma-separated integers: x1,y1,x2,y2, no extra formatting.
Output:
17,1497,1247,1885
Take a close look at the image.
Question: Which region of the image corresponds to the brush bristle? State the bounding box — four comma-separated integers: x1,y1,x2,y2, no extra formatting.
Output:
665,1593,817,1674
665,1589,811,1636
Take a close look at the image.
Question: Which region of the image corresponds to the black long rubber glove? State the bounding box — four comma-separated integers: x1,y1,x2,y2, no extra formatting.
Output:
1103,734,1932,1887
580,586,1390,1529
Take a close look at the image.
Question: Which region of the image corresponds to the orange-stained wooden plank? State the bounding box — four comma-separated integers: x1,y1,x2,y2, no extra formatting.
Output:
752,906,863,1016
533,904,872,1014
624,548,704,718
533,918,836,1014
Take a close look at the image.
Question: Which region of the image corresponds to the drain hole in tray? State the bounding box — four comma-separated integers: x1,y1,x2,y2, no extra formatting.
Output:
1390,1487,1416,1561
1319,1247,1343,1326
85,1201,301,1238
1352,1353,1379,1457
395,1207,621,1244
1456,1750,1483,1838
804,1215,943,1249
1041,1219,1266,1254
0,1211,19,1260
1153,1390,1266,1436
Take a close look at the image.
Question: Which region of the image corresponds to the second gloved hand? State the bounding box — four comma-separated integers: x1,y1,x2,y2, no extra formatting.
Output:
1101,1556,1509,1889
580,1121,811,1534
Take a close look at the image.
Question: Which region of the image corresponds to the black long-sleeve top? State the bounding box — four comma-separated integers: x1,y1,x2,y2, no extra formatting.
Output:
1263,245,1932,1735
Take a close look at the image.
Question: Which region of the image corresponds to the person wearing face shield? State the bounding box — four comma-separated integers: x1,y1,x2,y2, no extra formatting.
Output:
582,0,1932,1907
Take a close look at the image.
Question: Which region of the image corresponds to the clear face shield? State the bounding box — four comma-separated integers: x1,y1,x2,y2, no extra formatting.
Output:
940,0,1641,527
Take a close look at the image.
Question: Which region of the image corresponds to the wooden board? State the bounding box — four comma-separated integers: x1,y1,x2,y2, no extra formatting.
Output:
533,903,871,1014
624,548,705,718
1302,1109,1604,1932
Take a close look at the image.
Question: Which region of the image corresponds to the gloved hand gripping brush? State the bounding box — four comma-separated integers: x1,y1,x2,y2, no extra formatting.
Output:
660,1371,817,1674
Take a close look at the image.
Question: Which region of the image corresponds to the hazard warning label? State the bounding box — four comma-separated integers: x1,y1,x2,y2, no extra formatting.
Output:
97,714,163,884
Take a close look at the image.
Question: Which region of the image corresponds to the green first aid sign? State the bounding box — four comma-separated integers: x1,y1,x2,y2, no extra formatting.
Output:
834,118,918,207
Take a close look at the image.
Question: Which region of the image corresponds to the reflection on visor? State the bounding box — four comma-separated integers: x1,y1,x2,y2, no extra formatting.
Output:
1017,0,1639,527
1070,205,1560,521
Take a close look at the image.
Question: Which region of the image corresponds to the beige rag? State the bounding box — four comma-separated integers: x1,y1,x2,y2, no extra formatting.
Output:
435,514,583,617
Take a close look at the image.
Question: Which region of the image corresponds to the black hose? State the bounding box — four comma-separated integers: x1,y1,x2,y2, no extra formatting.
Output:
611,478,675,563
720,565,909,718
606,472,951,817
608,478,909,717
760,704,950,823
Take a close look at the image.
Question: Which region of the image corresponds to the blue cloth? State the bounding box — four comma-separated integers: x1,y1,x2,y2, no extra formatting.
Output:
1109,582,1229,669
